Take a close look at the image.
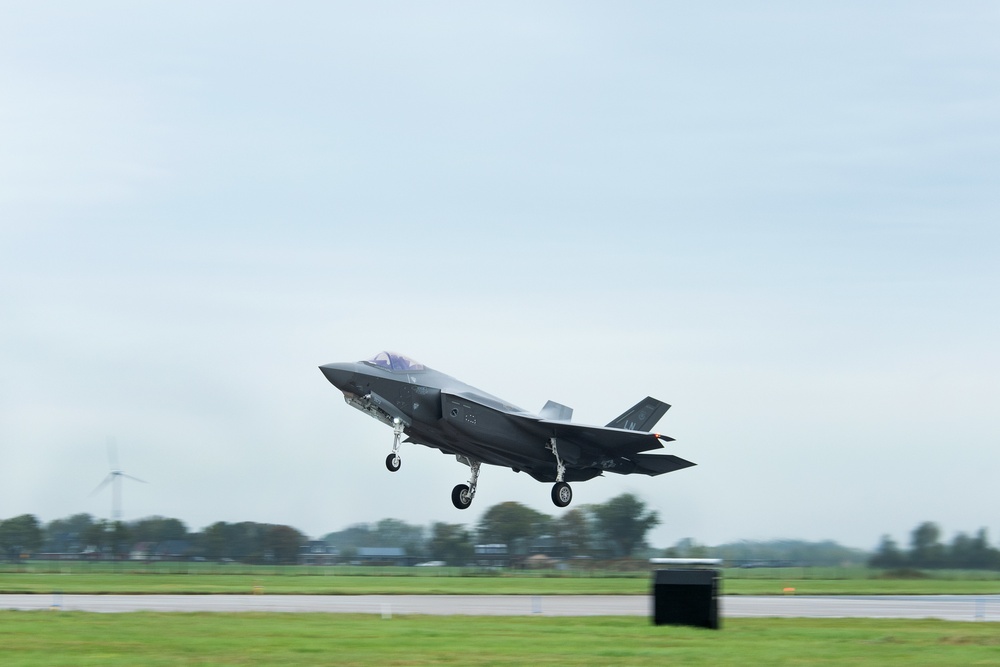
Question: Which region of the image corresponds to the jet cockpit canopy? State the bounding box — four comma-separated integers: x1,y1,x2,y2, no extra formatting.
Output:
365,351,426,372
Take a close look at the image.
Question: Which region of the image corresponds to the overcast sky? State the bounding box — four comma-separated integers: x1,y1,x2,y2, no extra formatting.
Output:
2,2,998,550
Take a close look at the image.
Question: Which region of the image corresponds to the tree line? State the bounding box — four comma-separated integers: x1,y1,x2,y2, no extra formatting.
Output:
325,493,662,564
11,506,991,570
869,522,1000,570
0,493,661,565
0,513,306,564
662,537,868,567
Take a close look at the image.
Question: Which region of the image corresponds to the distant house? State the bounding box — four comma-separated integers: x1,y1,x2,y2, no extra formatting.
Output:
299,541,338,565
525,554,556,569
156,541,191,560
34,552,84,561
130,542,155,561
129,541,191,561
474,544,509,568
355,547,413,566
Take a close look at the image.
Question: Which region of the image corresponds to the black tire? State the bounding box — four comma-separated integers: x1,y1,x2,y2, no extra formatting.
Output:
451,484,472,510
552,482,572,508
385,453,401,472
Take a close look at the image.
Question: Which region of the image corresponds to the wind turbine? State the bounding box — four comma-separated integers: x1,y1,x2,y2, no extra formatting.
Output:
90,439,146,522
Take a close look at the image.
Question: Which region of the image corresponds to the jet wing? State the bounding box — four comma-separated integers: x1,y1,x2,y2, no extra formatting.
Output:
439,391,693,477
443,391,666,453
534,419,693,477
539,420,670,455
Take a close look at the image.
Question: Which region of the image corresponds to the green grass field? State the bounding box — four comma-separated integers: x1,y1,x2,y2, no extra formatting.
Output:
1,612,998,666
3,566,999,665
2,565,999,596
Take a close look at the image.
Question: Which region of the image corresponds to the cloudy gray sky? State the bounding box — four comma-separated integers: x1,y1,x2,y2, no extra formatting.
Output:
2,2,998,550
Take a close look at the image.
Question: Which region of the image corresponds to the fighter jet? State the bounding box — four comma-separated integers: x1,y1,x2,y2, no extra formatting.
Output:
319,351,695,509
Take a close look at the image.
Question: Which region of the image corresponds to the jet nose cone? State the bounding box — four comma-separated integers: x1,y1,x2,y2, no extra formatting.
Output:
319,362,358,392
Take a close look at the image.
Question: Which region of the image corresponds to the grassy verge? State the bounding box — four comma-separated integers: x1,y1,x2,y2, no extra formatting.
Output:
0,572,644,595
2,571,1000,596
1,611,998,666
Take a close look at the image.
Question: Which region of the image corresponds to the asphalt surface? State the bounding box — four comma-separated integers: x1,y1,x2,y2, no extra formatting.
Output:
2,594,998,621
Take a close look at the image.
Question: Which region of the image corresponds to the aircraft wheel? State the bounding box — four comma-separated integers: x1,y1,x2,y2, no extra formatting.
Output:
552,482,572,508
385,454,401,472
451,484,473,510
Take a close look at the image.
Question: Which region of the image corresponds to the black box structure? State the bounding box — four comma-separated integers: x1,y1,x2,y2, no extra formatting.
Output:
651,569,720,629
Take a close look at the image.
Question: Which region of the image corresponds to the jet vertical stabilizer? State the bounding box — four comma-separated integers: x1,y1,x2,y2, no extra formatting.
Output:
606,397,670,432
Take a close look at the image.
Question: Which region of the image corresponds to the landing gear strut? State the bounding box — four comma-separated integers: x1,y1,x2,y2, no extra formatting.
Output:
385,418,404,472
548,438,573,508
451,457,481,510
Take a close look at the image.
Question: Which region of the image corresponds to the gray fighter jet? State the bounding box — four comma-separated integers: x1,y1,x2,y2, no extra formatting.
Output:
319,351,695,509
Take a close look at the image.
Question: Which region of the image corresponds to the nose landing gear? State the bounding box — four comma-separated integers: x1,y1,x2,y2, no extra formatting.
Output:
385,418,404,472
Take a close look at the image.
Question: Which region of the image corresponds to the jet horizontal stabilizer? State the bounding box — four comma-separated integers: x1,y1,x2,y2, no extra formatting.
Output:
629,453,696,476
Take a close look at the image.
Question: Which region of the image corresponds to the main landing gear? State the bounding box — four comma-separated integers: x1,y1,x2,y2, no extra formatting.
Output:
552,481,572,508
548,438,573,508
385,418,404,472
448,441,574,510
385,426,575,510
452,457,481,510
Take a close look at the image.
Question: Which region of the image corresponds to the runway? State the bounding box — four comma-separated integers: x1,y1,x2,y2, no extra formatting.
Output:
2,594,998,621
